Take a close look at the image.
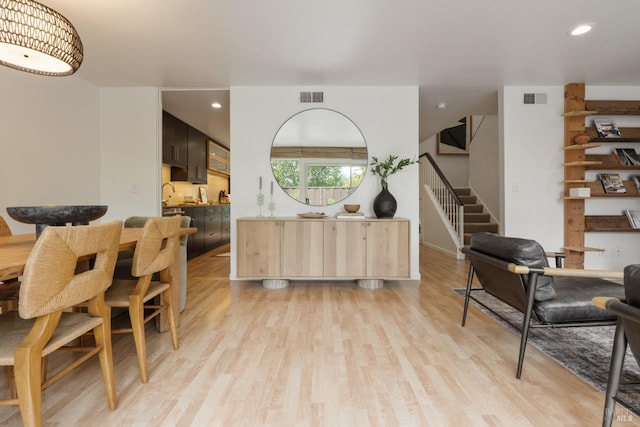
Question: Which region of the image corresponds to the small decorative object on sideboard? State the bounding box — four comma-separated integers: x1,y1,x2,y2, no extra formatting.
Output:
369,155,419,218
594,118,622,138
599,173,626,194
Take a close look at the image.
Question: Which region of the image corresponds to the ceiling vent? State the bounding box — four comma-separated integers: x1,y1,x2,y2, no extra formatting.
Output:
300,91,324,103
523,93,547,105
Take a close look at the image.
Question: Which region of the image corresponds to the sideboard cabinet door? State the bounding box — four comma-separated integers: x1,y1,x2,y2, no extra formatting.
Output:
323,221,367,277
366,221,410,278
237,220,281,277
281,221,324,277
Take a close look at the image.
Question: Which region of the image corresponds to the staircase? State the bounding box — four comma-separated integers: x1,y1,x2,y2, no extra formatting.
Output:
455,188,498,245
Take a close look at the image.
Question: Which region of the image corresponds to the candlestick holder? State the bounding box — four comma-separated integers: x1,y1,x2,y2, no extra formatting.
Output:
257,192,265,217
268,196,276,218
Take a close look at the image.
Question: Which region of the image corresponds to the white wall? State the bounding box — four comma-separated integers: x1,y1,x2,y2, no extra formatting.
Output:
99,88,162,222
500,86,565,252
0,68,101,234
230,86,420,280
469,115,499,220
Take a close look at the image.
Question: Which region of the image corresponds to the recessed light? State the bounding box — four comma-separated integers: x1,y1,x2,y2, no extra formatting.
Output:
211,102,222,108
571,24,592,36
437,102,446,110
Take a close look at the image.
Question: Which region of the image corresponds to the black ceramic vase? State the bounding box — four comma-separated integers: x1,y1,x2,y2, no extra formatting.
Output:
373,185,397,218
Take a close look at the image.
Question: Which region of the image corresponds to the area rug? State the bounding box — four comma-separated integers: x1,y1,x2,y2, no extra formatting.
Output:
453,288,640,410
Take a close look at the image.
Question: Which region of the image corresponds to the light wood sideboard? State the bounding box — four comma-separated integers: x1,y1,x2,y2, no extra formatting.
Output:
236,217,410,288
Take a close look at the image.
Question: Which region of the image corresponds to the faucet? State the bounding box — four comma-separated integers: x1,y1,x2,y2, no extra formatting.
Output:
162,182,175,193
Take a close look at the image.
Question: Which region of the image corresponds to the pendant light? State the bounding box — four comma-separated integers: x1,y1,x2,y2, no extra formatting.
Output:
0,0,83,76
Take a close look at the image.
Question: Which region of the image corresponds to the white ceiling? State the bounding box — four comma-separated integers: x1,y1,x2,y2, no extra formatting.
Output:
43,0,640,145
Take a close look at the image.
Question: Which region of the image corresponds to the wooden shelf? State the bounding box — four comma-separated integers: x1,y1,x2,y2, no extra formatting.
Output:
584,100,640,115
563,86,640,268
585,215,639,232
585,154,640,170
564,143,601,150
580,180,640,198
565,179,590,184
564,160,602,167
584,126,640,142
563,246,604,253
564,110,598,117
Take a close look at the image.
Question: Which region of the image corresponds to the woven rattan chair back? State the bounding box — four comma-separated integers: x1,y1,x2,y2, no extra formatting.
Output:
19,220,122,319
130,216,181,278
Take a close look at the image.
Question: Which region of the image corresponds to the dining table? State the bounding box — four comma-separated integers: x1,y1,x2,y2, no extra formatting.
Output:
0,226,196,332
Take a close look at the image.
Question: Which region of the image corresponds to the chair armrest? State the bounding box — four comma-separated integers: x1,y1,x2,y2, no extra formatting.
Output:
508,264,623,280
593,297,640,324
545,251,565,268
592,296,620,310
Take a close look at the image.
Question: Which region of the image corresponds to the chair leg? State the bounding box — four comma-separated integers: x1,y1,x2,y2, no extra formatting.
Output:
5,366,16,399
13,313,60,427
162,288,179,350
603,319,627,427
129,294,149,383
91,298,117,410
462,264,475,327
516,272,539,379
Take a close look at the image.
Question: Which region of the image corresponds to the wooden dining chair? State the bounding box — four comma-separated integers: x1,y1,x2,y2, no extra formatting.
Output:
105,216,181,383
0,215,19,314
0,220,122,427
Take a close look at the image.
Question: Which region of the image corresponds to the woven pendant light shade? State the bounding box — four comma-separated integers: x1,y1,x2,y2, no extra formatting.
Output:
0,0,83,76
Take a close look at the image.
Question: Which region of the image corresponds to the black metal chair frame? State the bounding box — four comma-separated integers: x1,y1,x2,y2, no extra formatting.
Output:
597,299,640,426
462,248,618,379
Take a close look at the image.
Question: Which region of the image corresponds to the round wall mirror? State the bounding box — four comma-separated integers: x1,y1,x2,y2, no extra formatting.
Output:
270,109,367,206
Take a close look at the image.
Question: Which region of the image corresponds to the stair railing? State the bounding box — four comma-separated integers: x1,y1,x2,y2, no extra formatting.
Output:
419,152,464,245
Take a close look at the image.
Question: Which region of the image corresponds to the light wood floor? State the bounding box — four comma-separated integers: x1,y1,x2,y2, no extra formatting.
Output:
1,244,638,426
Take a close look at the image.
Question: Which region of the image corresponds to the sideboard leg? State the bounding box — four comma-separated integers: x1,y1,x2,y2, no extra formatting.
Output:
358,279,384,289
263,279,289,289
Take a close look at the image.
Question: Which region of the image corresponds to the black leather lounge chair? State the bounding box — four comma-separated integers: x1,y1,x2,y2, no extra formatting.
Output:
462,232,625,378
593,264,640,427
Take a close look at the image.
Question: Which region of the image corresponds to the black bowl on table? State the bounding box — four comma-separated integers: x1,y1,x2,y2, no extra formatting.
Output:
6,205,108,238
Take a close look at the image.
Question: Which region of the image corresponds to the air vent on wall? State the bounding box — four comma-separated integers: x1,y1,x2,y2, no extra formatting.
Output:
523,93,547,104
300,91,324,103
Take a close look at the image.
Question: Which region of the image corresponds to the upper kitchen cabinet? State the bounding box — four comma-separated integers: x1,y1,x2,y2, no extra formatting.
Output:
186,127,208,184
162,111,188,168
209,141,230,175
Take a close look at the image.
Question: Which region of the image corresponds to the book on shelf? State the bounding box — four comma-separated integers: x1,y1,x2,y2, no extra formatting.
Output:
599,173,626,194
632,175,640,192
625,209,640,229
615,148,640,166
336,212,365,219
594,118,622,138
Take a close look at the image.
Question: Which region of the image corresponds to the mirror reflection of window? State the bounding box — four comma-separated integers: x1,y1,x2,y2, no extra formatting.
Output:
271,109,367,206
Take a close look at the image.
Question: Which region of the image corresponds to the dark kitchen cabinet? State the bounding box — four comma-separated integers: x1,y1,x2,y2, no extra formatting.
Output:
162,111,188,168
183,206,229,259
204,206,222,250
183,207,205,259
221,205,230,243
187,127,208,184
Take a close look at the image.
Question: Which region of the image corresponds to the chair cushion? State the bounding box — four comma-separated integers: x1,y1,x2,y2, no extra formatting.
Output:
534,276,624,323
0,311,103,365
105,279,170,308
470,233,556,301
